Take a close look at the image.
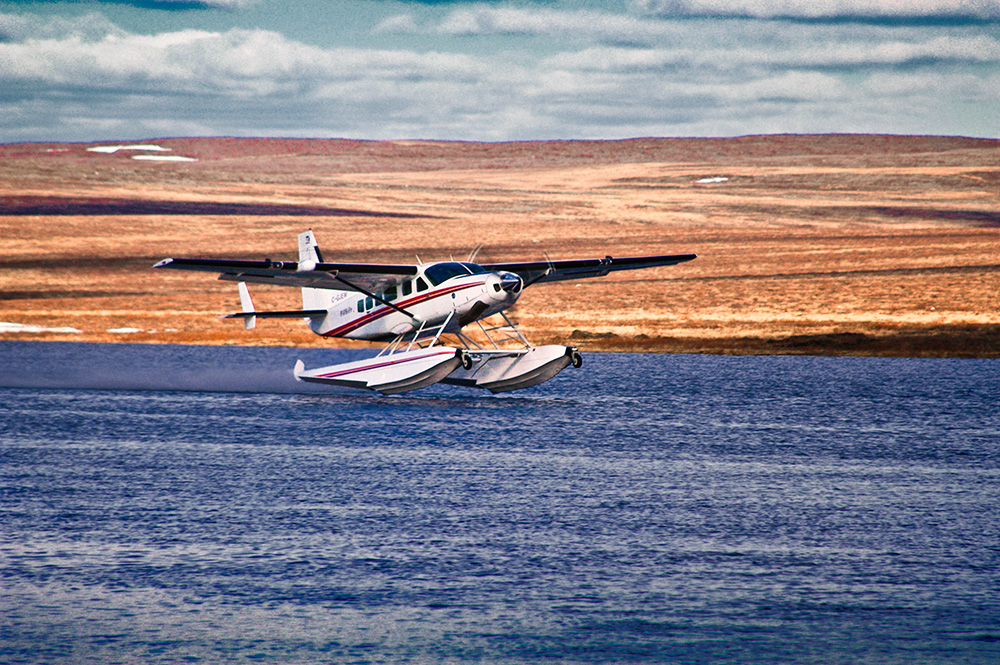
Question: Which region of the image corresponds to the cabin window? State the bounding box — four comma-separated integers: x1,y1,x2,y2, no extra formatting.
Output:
385,286,397,302
357,299,364,313
416,277,429,292
365,296,374,311
402,281,412,297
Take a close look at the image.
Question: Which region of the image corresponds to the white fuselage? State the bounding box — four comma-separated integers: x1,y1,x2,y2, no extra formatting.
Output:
305,262,522,341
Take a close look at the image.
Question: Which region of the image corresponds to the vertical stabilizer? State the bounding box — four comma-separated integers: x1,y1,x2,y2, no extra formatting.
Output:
298,230,326,310
298,230,323,264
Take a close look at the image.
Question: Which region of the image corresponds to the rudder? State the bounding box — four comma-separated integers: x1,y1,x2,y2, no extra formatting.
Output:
298,229,323,264
298,230,326,311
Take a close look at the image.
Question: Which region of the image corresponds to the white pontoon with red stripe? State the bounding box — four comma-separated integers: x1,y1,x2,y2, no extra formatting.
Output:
154,231,695,394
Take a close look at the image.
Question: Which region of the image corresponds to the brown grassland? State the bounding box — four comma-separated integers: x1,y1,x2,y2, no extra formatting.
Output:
1,135,998,356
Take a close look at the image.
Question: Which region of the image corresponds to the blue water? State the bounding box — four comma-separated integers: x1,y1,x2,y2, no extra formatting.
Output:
2,341,999,664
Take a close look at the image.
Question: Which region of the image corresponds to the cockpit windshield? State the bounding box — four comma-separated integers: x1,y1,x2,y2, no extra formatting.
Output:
423,262,487,286
460,262,488,275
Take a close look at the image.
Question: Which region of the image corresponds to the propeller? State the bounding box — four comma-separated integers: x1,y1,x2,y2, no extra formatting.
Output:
522,251,555,289
500,272,523,293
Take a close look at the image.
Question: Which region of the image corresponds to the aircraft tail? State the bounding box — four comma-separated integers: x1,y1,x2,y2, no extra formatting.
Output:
298,229,323,264
298,230,326,310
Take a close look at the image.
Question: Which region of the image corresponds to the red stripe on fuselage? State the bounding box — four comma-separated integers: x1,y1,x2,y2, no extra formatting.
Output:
314,349,457,379
322,279,487,338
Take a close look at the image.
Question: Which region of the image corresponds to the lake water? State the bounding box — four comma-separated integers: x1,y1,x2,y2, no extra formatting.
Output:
2,341,999,664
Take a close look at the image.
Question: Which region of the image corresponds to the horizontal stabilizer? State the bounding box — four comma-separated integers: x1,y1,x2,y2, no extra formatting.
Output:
153,256,417,292
222,309,328,320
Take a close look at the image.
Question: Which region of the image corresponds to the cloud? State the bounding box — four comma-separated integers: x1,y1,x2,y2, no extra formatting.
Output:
6,0,258,10
152,0,258,8
0,12,127,42
0,25,487,99
0,14,509,139
373,13,422,34
544,35,1000,74
629,0,1000,23
1,9,998,142
124,0,258,8
419,6,1000,70
436,5,674,44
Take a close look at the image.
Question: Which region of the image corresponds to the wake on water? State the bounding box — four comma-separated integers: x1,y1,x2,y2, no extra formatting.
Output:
0,341,366,394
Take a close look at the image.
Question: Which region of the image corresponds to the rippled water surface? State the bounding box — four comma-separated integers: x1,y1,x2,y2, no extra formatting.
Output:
2,342,999,664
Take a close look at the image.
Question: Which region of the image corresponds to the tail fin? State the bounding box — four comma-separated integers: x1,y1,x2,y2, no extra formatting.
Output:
237,282,256,330
298,230,323,264
298,230,326,310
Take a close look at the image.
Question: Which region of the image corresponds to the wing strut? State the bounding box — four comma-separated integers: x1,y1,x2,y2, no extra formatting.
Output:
334,275,419,321
523,257,555,289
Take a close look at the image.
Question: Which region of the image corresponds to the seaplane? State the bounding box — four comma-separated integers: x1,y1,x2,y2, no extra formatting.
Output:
153,231,696,394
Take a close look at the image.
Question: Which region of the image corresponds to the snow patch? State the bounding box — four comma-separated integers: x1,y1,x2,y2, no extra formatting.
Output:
87,144,172,154
108,327,143,334
0,322,83,334
131,155,198,162
696,176,729,184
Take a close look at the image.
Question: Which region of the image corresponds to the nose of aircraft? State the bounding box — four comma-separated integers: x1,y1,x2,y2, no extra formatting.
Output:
500,272,522,294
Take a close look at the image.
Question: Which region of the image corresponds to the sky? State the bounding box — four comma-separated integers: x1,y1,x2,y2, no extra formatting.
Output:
1,0,999,143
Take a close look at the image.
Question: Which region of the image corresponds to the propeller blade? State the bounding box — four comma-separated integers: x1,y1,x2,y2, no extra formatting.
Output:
467,243,484,263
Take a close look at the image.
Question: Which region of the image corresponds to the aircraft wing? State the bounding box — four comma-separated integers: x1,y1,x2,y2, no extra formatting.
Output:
483,253,697,286
152,257,418,293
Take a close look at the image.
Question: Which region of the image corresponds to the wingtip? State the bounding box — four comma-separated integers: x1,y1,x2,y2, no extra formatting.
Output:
152,258,173,269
